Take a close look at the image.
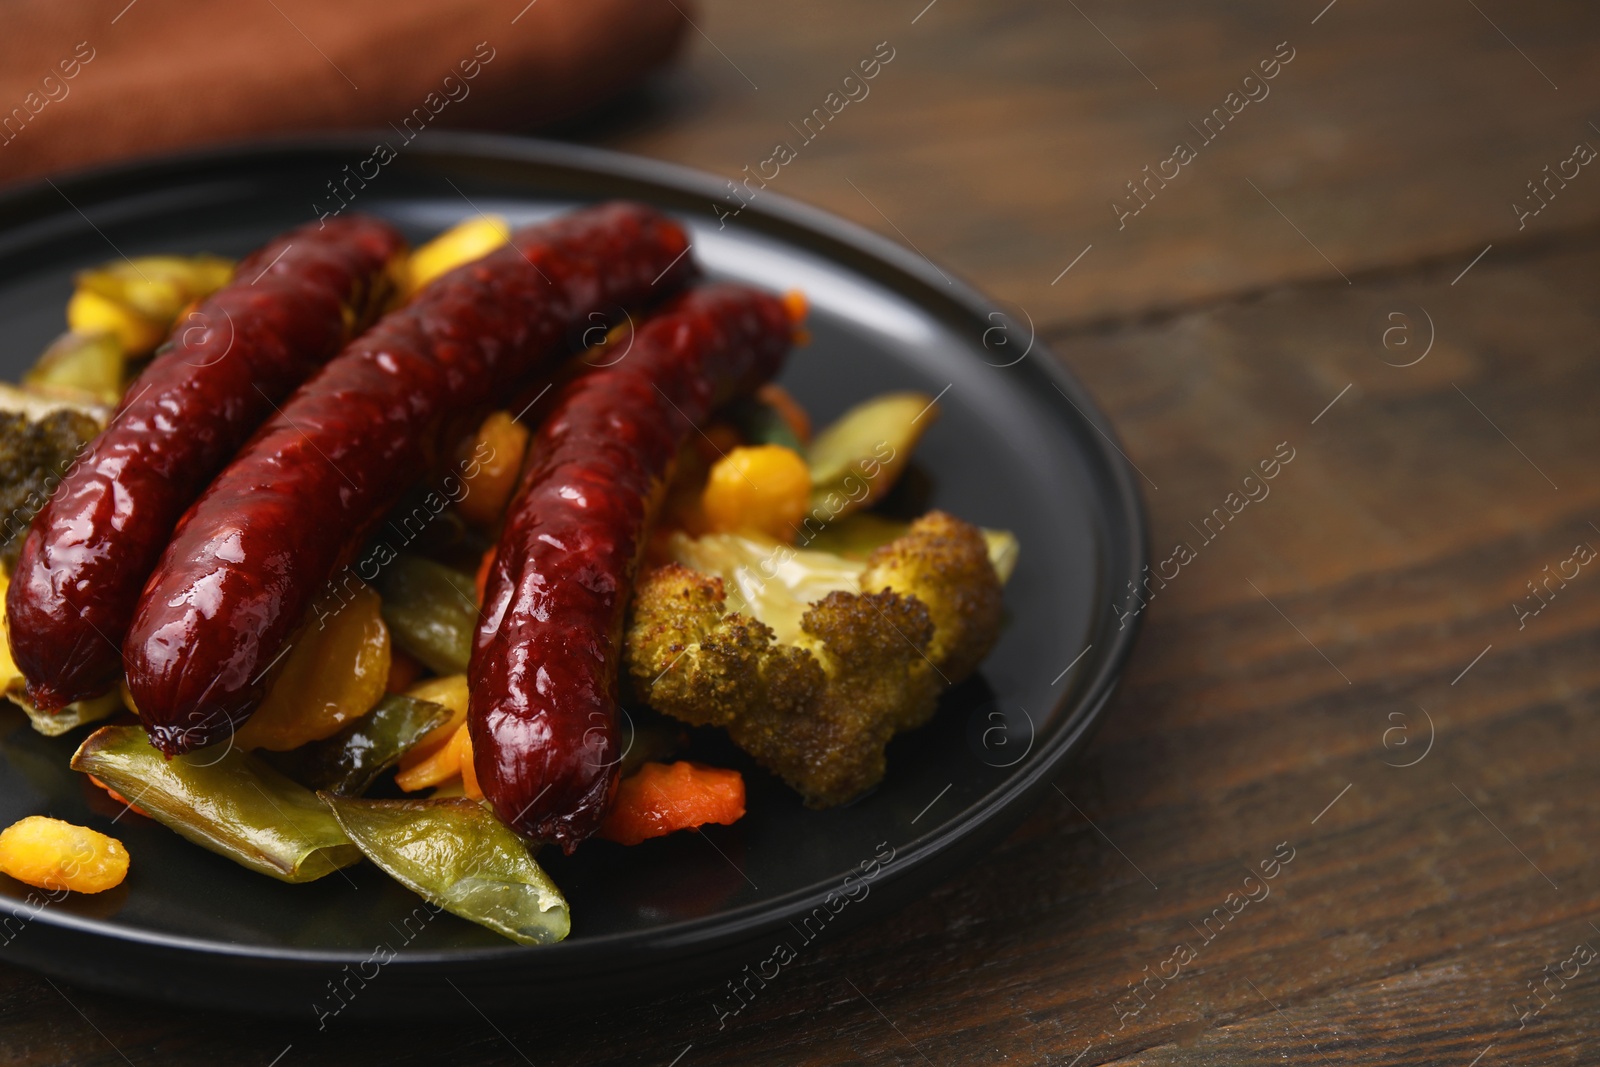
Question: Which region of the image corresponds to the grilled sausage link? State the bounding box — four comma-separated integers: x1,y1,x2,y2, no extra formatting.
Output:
470,283,792,850
126,202,696,755
7,216,406,712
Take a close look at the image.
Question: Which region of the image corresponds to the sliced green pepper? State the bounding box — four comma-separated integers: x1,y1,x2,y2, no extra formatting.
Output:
323,796,570,945
70,725,360,883
267,695,451,796
376,554,478,674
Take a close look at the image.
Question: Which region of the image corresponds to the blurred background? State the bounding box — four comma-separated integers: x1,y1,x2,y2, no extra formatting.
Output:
5,0,1595,327
5,2,1600,1065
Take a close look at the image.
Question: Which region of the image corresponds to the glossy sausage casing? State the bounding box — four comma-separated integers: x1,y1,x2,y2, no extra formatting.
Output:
470,283,792,850
6,217,405,712
126,202,696,755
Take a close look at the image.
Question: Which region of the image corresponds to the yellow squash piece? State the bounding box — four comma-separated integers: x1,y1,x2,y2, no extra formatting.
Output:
0,572,22,696
66,289,163,354
234,584,391,751
0,815,129,894
68,254,233,356
407,215,511,293
457,410,531,527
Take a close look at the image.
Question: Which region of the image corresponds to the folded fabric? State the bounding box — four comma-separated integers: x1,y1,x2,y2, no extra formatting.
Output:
0,0,689,185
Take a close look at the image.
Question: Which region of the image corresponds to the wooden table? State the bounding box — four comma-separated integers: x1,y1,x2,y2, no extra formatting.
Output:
7,0,1600,1062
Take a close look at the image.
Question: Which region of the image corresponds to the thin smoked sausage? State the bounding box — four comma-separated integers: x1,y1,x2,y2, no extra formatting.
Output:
7,216,406,712
470,283,792,849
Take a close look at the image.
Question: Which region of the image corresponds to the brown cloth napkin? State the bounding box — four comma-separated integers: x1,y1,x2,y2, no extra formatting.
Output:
0,0,689,186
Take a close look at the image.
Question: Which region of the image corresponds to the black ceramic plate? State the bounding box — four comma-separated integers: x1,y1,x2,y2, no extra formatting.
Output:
0,133,1144,1017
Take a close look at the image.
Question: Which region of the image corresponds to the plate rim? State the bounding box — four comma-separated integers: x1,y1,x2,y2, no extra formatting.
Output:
0,129,1149,970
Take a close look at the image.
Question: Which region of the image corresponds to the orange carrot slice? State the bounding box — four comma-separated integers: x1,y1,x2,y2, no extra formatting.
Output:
87,774,150,818
456,727,482,801
394,727,463,792
598,761,745,846
757,383,812,445
474,546,496,605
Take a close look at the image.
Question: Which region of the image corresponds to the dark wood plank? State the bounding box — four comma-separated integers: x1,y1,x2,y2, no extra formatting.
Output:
595,0,1600,324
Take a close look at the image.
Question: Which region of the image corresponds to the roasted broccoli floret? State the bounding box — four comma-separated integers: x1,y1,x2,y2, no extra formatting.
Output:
625,510,1006,807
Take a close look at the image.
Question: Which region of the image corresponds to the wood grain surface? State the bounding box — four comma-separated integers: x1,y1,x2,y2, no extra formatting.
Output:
5,1,1600,1064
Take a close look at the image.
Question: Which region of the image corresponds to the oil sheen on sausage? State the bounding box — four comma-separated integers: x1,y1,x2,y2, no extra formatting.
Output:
125,202,696,756
470,283,792,850
7,216,406,713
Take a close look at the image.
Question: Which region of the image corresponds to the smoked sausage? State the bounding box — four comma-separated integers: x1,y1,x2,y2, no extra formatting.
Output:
470,282,793,850
7,216,406,712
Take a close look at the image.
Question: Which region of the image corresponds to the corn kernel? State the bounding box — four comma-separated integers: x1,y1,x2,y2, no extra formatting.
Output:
0,816,129,894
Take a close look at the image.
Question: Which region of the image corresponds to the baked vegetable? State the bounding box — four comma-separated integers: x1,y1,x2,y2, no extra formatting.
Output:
232,582,391,752
0,815,128,894
377,555,479,675
805,391,936,520
66,254,234,355
323,795,569,945
265,694,451,796
597,761,746,845
22,331,125,407
71,725,361,883
625,511,1005,806
0,400,101,565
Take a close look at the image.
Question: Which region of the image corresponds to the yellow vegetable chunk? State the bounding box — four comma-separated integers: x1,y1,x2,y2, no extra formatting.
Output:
67,254,234,356
701,444,812,542
67,289,163,354
0,816,128,894
455,726,482,800
457,410,531,527
234,584,391,751
0,572,23,696
408,215,511,293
